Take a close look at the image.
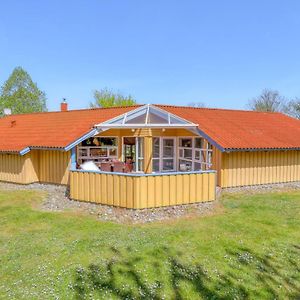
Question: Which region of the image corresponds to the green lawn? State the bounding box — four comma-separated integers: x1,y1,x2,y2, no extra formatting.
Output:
0,189,299,299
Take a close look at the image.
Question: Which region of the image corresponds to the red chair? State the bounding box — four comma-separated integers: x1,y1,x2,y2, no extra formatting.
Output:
124,162,133,173
100,162,112,172
112,161,125,173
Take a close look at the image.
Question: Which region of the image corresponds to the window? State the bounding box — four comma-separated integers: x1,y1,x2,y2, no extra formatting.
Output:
178,138,193,171
152,137,160,172
122,137,144,172
78,137,118,163
179,159,193,171
136,137,144,172
162,138,175,171
152,137,176,172
179,137,213,171
205,143,213,169
81,137,117,147
194,137,203,149
179,138,193,148
193,137,203,171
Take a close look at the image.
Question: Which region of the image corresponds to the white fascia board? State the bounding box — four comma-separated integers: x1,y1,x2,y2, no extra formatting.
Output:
19,128,101,155
96,105,146,126
64,128,99,151
186,127,201,136
194,127,225,152
19,147,31,156
145,104,150,124
97,124,198,129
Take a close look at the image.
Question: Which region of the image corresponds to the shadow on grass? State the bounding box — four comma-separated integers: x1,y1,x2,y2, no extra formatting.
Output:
73,245,300,299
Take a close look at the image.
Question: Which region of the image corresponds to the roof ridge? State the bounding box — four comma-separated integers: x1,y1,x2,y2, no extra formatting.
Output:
1,103,284,118
154,104,282,114
3,104,142,117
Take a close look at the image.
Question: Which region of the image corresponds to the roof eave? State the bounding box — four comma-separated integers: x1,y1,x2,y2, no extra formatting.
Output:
224,147,300,152
64,128,99,151
16,128,99,155
20,147,31,156
194,128,225,152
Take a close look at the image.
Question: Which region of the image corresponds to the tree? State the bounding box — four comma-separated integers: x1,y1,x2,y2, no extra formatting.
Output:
90,88,136,108
248,89,287,112
0,67,47,115
284,98,300,119
188,102,206,108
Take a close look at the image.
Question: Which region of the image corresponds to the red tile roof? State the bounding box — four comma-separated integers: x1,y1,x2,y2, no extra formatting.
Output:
1,104,300,153
0,106,140,153
158,105,300,150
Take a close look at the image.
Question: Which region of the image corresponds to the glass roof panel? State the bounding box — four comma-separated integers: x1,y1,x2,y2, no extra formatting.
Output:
96,105,197,127
148,113,169,124
124,106,148,124
126,114,147,124
169,115,186,124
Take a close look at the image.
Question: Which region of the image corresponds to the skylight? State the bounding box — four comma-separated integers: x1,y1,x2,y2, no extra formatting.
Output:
95,104,198,129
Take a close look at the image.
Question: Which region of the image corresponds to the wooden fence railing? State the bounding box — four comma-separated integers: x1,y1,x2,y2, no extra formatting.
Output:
70,170,216,209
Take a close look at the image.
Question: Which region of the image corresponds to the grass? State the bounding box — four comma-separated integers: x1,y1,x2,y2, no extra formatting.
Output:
0,189,299,299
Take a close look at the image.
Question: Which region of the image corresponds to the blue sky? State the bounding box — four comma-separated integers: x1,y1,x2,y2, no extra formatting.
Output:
1,0,300,111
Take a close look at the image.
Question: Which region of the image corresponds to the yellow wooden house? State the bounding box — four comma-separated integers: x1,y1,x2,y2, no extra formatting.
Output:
1,102,300,208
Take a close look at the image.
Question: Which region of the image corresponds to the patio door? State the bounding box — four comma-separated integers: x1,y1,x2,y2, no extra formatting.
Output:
153,137,176,172
123,137,144,172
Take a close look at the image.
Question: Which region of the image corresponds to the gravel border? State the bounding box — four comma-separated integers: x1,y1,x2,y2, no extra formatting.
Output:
1,181,299,224
223,181,300,194
0,182,218,224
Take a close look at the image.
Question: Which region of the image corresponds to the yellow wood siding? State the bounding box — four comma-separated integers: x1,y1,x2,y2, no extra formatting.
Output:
0,150,71,185
212,146,222,186
24,150,40,183
0,153,26,184
220,150,300,187
69,171,216,208
144,136,153,173
0,152,39,184
38,150,71,185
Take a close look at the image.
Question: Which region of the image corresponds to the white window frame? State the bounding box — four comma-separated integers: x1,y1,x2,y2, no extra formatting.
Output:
152,137,161,173
77,136,119,161
152,137,176,173
122,136,144,172
178,137,194,172
203,142,213,170
136,137,144,172
178,137,213,171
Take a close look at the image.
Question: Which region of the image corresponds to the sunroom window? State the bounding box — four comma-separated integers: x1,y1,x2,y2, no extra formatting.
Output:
179,137,213,171
78,137,118,163
152,137,176,172
152,137,160,172
204,143,213,169
193,137,203,171
179,138,194,171
136,137,144,172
